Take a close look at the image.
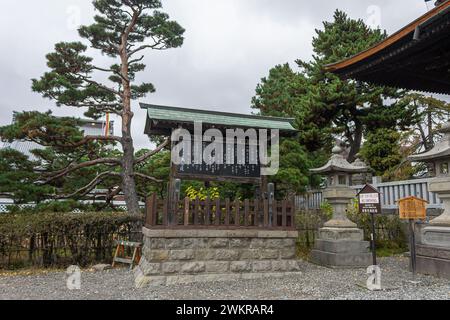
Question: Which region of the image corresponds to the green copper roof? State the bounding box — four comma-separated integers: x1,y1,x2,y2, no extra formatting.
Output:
140,103,297,133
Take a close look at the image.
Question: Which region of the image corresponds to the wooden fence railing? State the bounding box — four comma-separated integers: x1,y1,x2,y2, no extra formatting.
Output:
145,194,296,230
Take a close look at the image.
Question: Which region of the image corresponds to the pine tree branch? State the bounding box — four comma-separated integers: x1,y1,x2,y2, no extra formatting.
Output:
134,138,170,164
134,172,163,183
92,66,128,82
40,158,122,184
55,171,117,199
29,135,122,149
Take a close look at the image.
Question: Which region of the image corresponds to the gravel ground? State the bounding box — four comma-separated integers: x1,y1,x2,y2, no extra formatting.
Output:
0,257,449,300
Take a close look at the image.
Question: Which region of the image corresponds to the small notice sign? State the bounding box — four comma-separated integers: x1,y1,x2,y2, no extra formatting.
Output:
357,184,381,215
398,196,427,220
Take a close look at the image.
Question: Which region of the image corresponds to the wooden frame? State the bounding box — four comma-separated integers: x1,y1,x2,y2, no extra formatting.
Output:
145,194,296,230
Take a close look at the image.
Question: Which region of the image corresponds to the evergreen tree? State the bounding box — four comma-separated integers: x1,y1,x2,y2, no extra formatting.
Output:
401,93,450,152
1,1,185,217
251,64,326,193
297,10,416,162
360,128,406,179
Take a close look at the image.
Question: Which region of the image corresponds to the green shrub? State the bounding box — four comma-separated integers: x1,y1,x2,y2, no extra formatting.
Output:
295,206,408,259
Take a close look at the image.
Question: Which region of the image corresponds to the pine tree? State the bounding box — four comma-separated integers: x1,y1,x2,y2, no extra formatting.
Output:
8,1,184,217
297,10,416,162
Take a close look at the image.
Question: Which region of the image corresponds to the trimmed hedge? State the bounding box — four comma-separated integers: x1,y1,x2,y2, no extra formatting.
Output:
0,212,142,269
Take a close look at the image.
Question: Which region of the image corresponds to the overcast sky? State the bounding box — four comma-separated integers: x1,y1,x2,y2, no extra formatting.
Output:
0,0,435,149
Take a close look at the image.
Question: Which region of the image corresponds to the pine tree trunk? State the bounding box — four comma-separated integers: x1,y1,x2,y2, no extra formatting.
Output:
347,122,363,163
120,16,143,240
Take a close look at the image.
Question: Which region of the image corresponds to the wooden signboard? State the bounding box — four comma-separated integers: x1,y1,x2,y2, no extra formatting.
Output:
398,196,427,220
175,139,262,181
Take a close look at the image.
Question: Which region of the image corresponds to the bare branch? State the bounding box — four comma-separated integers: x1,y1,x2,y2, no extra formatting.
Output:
40,158,121,184
134,172,163,183
134,138,170,164
129,55,145,65
55,171,117,199
91,66,128,82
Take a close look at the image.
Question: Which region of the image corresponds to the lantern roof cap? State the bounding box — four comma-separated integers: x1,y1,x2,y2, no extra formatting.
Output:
310,145,369,174
409,122,450,162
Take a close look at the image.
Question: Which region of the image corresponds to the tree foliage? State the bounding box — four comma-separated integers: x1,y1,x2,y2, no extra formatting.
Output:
296,10,416,162
0,0,184,216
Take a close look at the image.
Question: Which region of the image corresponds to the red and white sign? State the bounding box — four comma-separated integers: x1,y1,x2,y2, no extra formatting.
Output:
359,193,380,204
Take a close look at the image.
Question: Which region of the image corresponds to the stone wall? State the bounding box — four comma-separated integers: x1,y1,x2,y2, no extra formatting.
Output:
134,228,300,287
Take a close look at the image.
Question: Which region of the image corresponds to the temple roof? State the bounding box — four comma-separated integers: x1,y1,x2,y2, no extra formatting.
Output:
310,145,369,174
140,103,297,136
325,1,450,95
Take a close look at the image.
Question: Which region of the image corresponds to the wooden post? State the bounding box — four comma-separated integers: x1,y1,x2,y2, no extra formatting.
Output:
260,175,268,200
282,200,287,228
215,198,221,226
272,199,278,227
244,199,250,227
205,197,211,226
194,197,200,226
184,197,190,226
289,197,295,228
162,198,169,226
146,193,157,227
253,199,259,227
263,199,269,227
225,198,231,226
409,219,417,279
235,199,240,227
268,183,275,227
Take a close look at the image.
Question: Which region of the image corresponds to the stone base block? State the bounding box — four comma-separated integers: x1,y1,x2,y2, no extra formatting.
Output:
421,226,450,247
135,228,300,288
135,270,303,288
314,239,370,254
311,227,371,268
310,249,372,268
318,227,364,241
416,244,450,279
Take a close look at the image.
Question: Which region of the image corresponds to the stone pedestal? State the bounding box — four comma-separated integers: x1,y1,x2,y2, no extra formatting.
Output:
310,187,372,268
311,227,371,268
134,228,301,288
416,179,450,279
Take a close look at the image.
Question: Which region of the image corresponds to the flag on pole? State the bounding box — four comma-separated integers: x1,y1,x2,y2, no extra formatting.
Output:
104,113,110,137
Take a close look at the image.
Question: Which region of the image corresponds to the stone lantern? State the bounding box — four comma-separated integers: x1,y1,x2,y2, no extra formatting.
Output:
409,123,450,278
310,144,372,268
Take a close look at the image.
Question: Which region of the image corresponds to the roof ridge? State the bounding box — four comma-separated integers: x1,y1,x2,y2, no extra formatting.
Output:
140,103,295,123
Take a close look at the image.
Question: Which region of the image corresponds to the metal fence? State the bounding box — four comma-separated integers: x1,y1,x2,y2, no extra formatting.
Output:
295,176,443,212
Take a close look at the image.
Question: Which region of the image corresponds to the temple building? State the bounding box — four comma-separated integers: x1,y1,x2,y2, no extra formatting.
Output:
326,1,450,95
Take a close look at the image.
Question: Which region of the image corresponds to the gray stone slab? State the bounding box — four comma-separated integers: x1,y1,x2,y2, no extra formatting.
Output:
416,255,450,279
314,239,370,254
416,244,450,260
318,227,364,241
311,249,372,268
422,226,450,247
